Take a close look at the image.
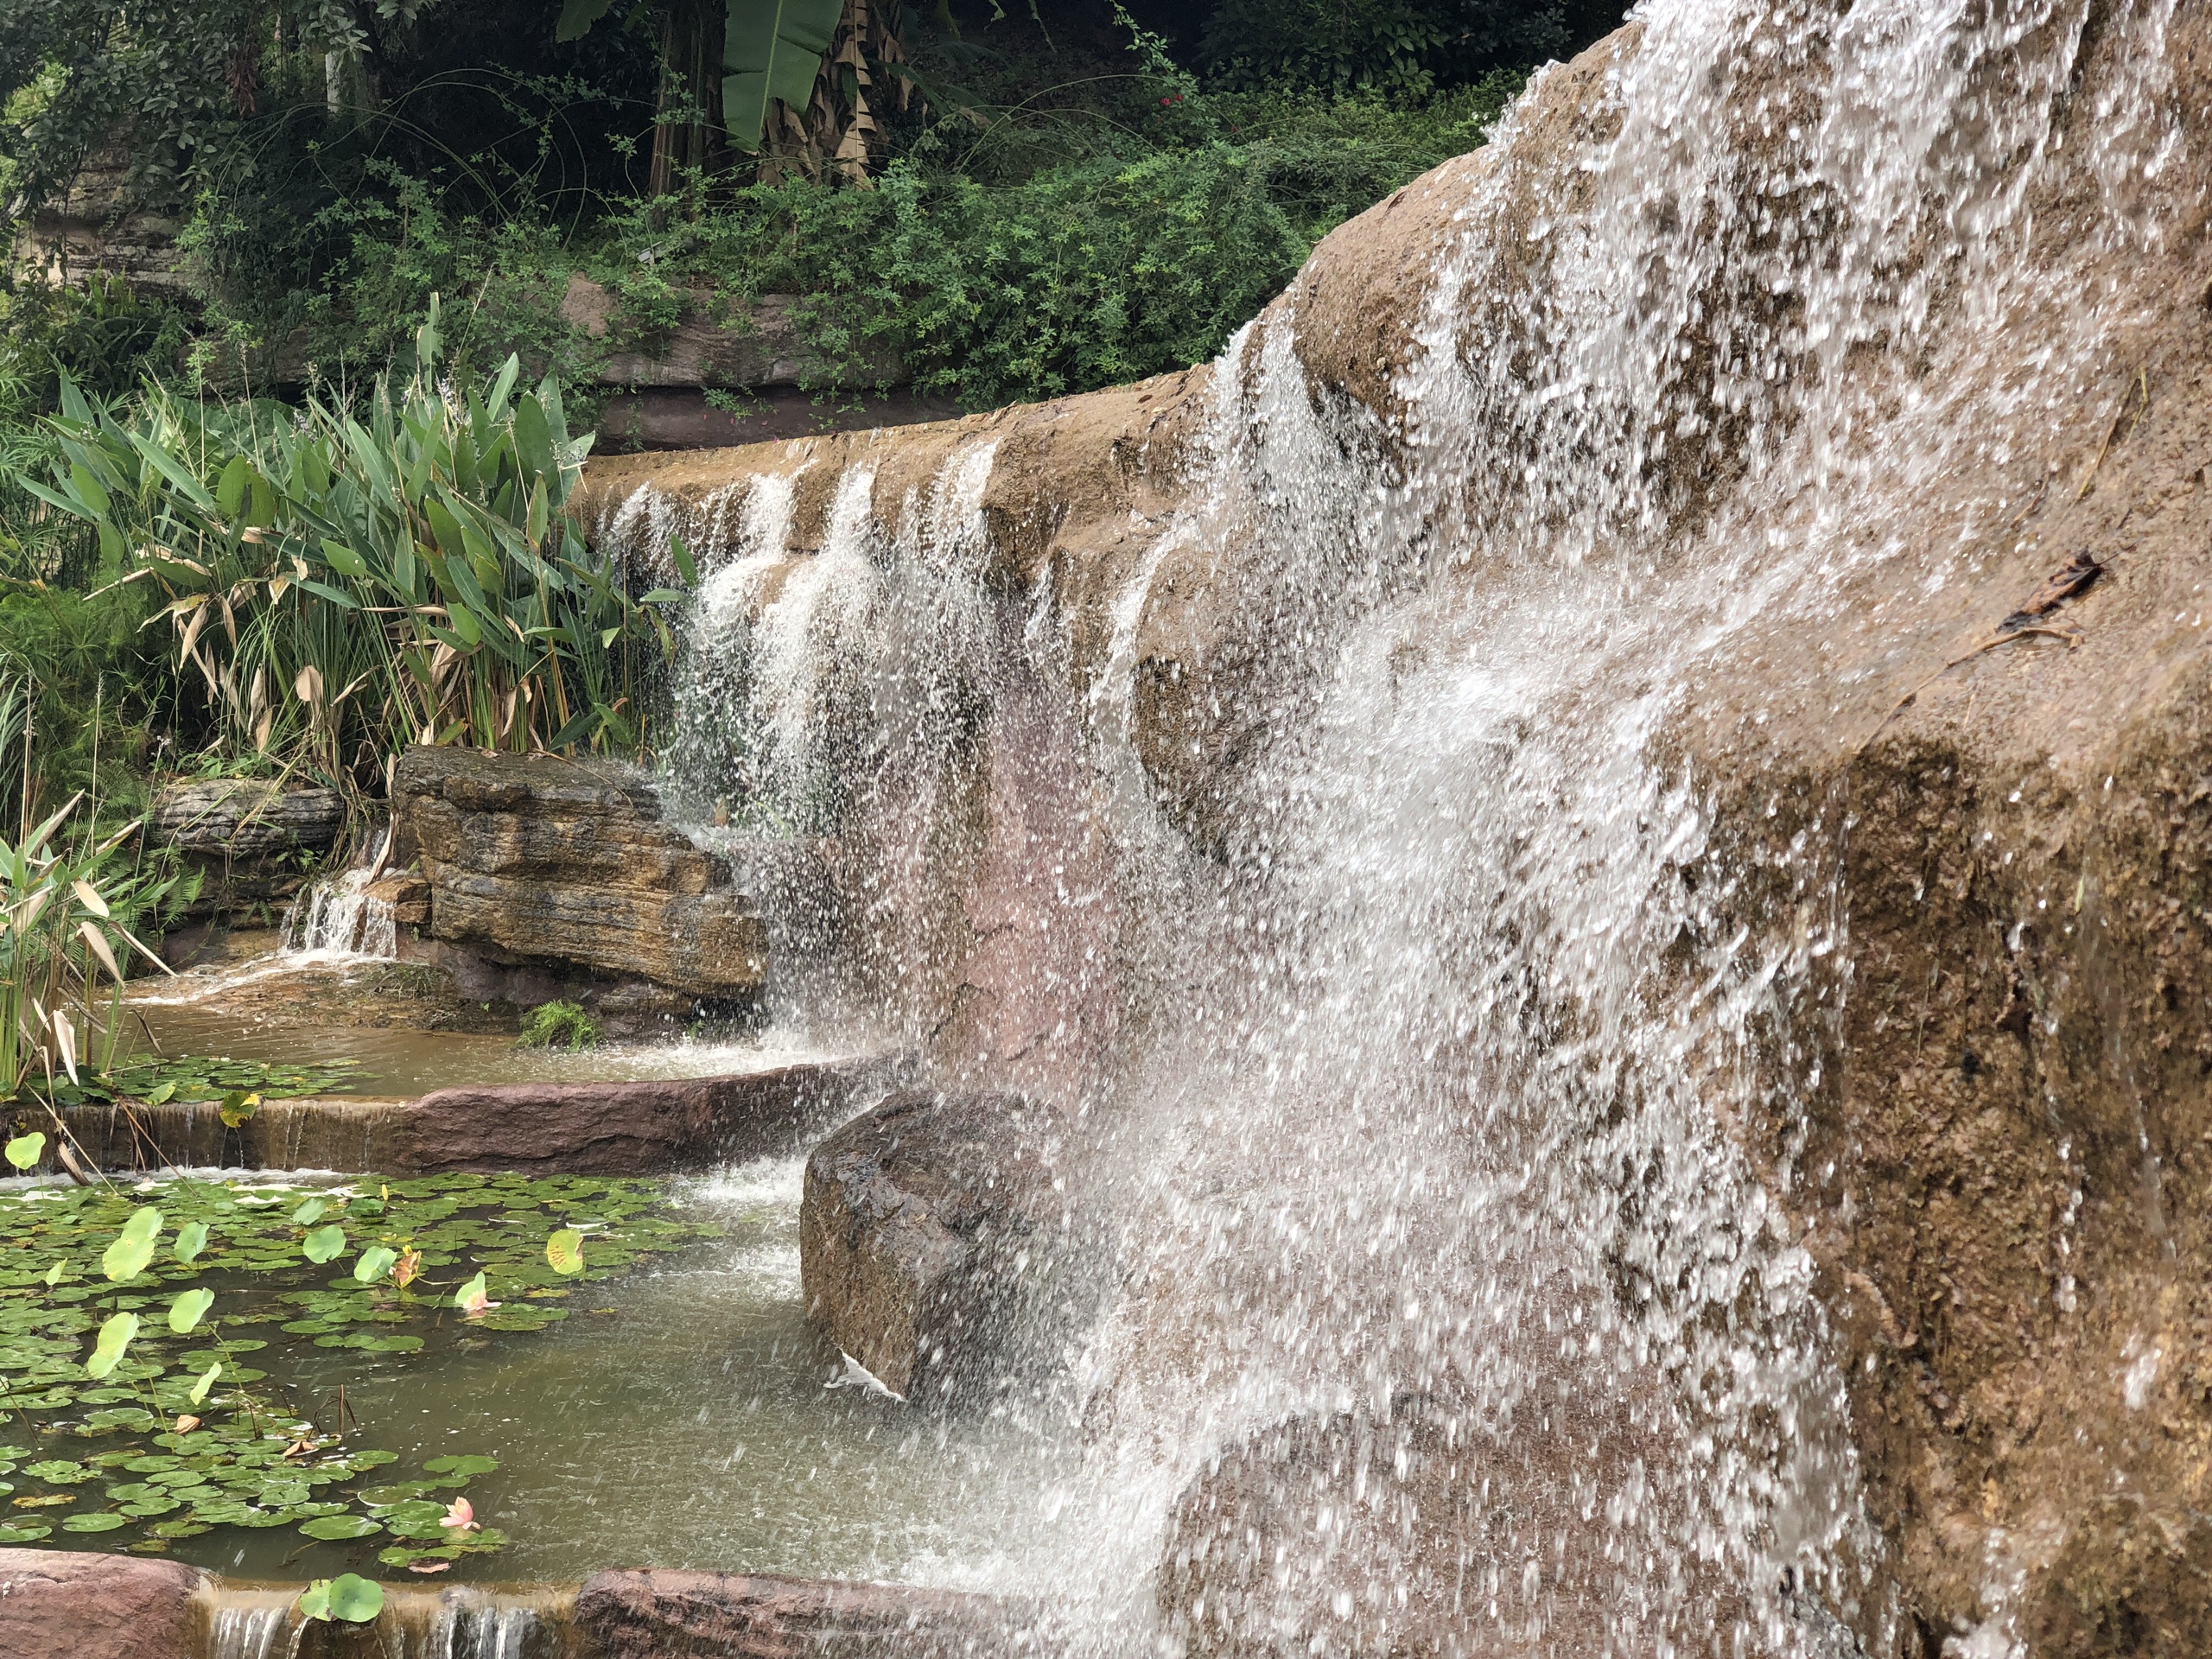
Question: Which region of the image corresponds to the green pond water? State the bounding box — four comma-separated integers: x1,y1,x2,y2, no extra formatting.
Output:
2,1162,1083,1589
118,996,830,1099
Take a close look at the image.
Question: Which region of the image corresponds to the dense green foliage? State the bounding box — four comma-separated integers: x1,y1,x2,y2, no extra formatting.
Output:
27,302,674,789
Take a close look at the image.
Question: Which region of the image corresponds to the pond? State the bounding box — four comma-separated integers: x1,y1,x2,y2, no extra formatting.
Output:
1,1161,1082,1589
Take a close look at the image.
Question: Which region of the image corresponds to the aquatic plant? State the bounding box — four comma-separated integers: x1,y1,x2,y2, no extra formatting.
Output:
38,1056,366,1111
0,788,181,1120
0,1170,715,1567
514,999,600,1052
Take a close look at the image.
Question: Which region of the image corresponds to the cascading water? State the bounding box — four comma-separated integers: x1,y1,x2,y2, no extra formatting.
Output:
283,826,398,960
608,2,2187,1653
201,1584,565,1659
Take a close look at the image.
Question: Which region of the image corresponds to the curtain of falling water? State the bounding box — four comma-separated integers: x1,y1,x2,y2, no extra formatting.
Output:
616,2,2185,1653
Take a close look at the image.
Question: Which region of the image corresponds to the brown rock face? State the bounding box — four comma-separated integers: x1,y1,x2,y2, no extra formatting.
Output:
799,1090,1098,1402
41,1060,897,1175
392,1061,897,1174
574,1568,1038,1659
392,746,766,1001
0,1548,204,1659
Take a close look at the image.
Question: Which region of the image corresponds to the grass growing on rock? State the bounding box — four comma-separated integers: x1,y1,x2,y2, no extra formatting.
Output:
0,1171,716,1567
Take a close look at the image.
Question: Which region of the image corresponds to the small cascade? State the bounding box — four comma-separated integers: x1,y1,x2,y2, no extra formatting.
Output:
283,830,397,961
201,1583,569,1659
205,1596,292,1659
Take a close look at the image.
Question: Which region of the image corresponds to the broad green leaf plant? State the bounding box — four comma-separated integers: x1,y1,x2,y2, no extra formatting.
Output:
23,297,672,789
0,786,175,1116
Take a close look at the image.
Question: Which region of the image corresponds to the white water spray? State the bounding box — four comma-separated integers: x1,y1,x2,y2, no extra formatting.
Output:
613,3,2187,1652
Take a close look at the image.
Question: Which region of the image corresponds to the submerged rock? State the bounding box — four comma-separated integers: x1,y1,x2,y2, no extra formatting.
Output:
799,1090,1100,1404
0,1548,202,1659
391,746,766,1004
575,1568,1041,1658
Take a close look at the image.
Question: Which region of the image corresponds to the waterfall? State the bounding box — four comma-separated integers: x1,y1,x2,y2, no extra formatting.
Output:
283,830,397,960
615,2,2188,1654
200,1584,563,1659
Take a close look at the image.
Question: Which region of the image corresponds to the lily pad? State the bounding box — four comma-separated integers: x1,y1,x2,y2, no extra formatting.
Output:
168,1289,214,1335
299,1513,383,1540
545,1230,585,1274
422,1454,499,1477
84,1313,139,1378
60,1512,129,1532
101,1210,162,1282
298,1573,384,1623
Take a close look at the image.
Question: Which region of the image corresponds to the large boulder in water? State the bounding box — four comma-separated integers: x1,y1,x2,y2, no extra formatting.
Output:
799,1090,1099,1403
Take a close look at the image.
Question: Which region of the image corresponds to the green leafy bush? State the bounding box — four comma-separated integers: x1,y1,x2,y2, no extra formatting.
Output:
516,1000,600,1052
19,297,678,791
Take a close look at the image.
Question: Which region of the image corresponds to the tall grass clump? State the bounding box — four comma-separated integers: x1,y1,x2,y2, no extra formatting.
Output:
21,298,679,798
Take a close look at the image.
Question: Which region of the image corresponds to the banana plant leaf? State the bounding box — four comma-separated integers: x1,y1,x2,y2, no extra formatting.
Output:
723,0,846,152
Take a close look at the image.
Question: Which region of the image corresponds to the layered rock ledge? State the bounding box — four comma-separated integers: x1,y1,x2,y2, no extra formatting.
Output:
37,1058,900,1176
391,746,766,1006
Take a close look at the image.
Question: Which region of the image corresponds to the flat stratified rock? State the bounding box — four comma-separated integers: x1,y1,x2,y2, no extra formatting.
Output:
391,1059,897,1174
47,1058,903,1176
146,779,347,855
392,746,766,1000
575,1568,1033,1659
0,1548,203,1659
799,1090,1099,1403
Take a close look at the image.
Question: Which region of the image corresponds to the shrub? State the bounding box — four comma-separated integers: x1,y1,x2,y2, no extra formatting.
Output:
16,296,683,795
515,999,599,1051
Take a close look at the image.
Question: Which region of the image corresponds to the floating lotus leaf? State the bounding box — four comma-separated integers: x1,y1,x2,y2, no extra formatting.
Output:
101,1210,162,1282
300,1514,383,1540
544,1229,585,1274
167,1289,213,1335
84,1313,138,1378
422,1454,498,1477
0,1522,51,1542
60,1512,128,1531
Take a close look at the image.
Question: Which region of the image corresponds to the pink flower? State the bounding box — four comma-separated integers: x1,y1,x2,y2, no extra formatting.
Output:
441,1496,480,1532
